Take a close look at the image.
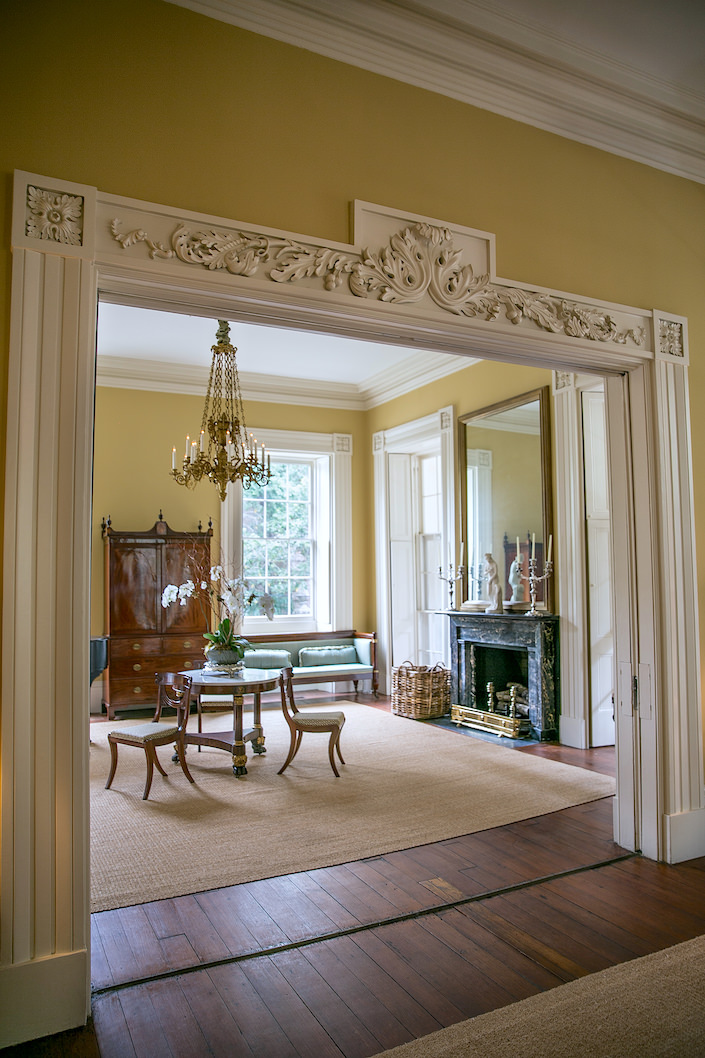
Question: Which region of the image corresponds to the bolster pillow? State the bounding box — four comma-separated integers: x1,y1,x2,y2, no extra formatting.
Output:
297,645,359,666
244,648,293,669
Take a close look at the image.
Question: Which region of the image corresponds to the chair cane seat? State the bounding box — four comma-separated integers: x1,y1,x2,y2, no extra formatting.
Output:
292,711,345,728
107,721,179,745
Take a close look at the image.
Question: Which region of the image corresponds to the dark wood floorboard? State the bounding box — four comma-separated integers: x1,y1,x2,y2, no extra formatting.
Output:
10,702,705,1056
89,798,623,992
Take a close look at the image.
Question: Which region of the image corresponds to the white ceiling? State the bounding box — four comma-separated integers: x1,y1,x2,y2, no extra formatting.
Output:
95,302,473,409
165,0,705,182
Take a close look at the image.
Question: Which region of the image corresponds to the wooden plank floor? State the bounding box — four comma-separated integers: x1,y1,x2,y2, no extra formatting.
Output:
6,696,705,1057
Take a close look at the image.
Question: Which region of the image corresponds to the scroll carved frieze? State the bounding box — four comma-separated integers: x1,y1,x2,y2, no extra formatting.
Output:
109,220,271,275
271,242,360,290
27,185,84,245
110,217,645,348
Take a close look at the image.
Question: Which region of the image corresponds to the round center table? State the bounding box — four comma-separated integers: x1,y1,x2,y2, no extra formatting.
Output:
180,667,281,775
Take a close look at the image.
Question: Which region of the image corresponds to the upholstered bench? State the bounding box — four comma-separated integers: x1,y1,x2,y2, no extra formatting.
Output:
198,631,377,714
244,629,378,696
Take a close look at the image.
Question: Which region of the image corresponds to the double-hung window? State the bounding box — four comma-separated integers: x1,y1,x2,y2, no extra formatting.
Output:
243,459,315,620
222,429,352,633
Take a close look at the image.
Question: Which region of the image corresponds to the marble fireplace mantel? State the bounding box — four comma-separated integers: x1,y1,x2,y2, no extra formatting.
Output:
447,611,559,741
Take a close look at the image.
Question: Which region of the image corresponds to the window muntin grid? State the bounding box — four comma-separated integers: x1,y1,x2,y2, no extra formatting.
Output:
242,461,314,617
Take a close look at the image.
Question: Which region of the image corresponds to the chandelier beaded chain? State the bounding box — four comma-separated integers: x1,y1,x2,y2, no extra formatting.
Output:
171,320,271,502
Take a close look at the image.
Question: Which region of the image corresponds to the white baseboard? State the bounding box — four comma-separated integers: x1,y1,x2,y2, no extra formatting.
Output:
90,677,104,715
557,714,588,749
665,805,705,863
0,950,89,1048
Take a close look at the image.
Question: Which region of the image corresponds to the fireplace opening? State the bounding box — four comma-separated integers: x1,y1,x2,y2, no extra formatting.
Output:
469,644,529,714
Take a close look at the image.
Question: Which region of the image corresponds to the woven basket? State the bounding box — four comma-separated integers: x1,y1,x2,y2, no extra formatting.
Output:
391,661,451,720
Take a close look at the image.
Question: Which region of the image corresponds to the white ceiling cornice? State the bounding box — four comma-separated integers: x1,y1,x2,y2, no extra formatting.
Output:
96,350,474,409
165,0,705,184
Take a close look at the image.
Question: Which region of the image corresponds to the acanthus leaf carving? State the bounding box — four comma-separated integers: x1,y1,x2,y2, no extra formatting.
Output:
110,220,271,274
351,225,490,311
558,300,643,345
271,242,358,289
27,185,83,246
498,288,564,332
109,216,645,348
170,225,271,275
659,318,685,358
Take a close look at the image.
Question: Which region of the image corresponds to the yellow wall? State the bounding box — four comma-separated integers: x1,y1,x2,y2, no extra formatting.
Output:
92,385,370,633
93,362,552,636
2,0,705,683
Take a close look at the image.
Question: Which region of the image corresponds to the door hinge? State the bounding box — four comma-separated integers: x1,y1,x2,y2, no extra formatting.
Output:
638,662,653,721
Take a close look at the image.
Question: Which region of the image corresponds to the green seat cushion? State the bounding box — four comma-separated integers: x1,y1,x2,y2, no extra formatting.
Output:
243,648,292,668
298,645,359,666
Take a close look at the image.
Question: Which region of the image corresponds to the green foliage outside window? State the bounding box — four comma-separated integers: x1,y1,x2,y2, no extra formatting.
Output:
243,461,313,616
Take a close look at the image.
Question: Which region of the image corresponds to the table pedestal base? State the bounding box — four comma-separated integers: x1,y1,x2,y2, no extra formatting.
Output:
181,669,279,777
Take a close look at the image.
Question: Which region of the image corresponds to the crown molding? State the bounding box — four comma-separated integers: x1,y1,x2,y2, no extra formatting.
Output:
359,350,474,408
95,349,473,408
165,0,705,184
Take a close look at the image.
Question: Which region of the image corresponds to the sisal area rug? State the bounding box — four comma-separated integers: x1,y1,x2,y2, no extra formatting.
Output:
372,934,705,1057
90,702,614,913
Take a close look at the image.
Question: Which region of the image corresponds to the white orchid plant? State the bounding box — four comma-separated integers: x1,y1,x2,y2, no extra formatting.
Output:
161,562,273,658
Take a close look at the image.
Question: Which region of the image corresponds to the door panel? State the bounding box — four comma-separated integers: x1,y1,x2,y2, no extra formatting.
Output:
583,389,615,747
390,539,416,664
388,453,416,666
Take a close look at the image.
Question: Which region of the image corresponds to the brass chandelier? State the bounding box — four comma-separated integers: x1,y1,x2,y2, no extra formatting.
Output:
171,320,271,502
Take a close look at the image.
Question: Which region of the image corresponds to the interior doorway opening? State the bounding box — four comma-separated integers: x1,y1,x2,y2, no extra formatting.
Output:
6,181,703,1053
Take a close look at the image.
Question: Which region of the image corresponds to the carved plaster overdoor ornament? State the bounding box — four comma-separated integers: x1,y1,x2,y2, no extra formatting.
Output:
553,371,577,392
110,217,645,348
653,311,689,364
659,319,685,358
26,184,84,246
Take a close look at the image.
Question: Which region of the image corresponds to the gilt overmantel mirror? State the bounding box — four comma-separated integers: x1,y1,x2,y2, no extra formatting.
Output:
458,386,554,613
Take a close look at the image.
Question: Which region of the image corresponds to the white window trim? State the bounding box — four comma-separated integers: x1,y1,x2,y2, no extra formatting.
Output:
465,448,493,599
221,428,352,632
374,407,455,691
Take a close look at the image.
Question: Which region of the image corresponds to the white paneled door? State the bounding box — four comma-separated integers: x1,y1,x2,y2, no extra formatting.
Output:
415,451,445,667
388,452,417,666
583,388,615,747
387,447,446,671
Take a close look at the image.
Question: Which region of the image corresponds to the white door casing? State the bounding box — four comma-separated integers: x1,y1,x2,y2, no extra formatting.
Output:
3,171,703,1044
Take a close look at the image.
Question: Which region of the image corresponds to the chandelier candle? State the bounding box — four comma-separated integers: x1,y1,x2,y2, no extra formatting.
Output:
171,320,272,501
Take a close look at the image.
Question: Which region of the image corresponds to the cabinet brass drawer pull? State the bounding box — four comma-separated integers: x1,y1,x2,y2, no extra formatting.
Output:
133,663,142,671
133,686,142,694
